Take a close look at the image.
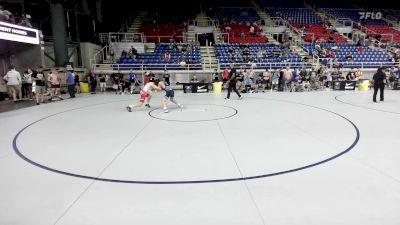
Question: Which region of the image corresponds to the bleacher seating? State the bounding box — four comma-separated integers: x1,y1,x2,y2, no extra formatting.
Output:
210,8,265,43
139,11,191,43
228,36,268,43
214,43,309,69
321,8,386,25
292,24,347,43
113,44,202,70
302,43,395,68
140,24,185,43
258,0,304,8
214,8,261,23
364,25,400,43
379,9,400,21
266,8,322,24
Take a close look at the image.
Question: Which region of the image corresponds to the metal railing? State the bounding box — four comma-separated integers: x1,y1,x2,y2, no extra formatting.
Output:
99,33,109,44
188,17,219,27
144,35,186,44
108,32,144,43
91,63,202,72
217,62,313,70
117,13,136,33
355,24,394,44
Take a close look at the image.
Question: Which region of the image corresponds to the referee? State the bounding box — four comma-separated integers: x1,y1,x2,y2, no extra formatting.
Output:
373,67,386,103
225,64,242,100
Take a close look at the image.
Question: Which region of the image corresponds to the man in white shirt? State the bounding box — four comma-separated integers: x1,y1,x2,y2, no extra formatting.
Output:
0,5,12,20
3,65,22,102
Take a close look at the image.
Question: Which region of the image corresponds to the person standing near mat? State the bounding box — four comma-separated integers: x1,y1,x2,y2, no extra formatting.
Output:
373,67,386,103
225,64,242,100
158,80,182,113
126,78,162,112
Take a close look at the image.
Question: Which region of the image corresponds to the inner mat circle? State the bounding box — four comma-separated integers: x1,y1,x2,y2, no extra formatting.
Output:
148,104,238,122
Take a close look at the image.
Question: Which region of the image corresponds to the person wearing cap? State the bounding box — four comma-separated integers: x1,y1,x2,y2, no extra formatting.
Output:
64,66,75,98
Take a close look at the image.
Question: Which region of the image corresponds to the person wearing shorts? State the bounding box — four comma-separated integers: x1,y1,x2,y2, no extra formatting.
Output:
126,79,162,112
99,73,107,92
3,65,22,102
159,81,182,113
32,66,46,105
47,69,63,101
74,72,80,94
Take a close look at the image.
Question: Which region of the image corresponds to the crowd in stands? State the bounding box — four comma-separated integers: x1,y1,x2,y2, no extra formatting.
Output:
303,42,395,68
215,43,306,69
111,42,201,70
0,5,32,27
217,64,399,93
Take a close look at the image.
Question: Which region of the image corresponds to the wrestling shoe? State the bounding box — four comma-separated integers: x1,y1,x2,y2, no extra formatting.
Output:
145,104,151,108
126,106,132,112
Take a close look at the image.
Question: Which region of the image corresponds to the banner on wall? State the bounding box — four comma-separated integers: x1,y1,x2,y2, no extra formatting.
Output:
359,12,383,20
0,21,40,45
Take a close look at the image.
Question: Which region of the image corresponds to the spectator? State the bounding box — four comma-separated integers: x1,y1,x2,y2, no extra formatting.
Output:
111,73,121,94
262,69,271,91
375,33,382,42
222,68,229,85
345,53,353,61
326,51,333,59
190,75,199,83
109,49,115,62
88,72,97,94
19,14,32,27
240,29,245,37
131,46,138,59
346,69,356,80
163,70,171,86
121,49,127,58
32,66,46,105
327,36,335,44
244,72,253,93
271,69,280,90
3,65,22,102
323,68,332,88
164,52,171,61
47,69,62,101
355,68,363,80
356,40,364,54
22,68,33,100
249,25,255,37
64,67,75,98
99,73,107,93
0,5,12,21
74,72,80,94
338,71,346,81
257,48,264,63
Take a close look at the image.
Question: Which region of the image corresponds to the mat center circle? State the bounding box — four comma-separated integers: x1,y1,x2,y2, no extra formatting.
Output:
148,104,238,122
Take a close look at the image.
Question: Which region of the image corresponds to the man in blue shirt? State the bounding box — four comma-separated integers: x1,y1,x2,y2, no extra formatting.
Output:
64,67,75,98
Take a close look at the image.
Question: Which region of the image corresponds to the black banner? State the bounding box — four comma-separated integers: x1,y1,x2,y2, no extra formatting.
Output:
182,83,210,93
333,81,357,90
0,23,37,38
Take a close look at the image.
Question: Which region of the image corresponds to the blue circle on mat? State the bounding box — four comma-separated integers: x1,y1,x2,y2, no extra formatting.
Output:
13,99,360,184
